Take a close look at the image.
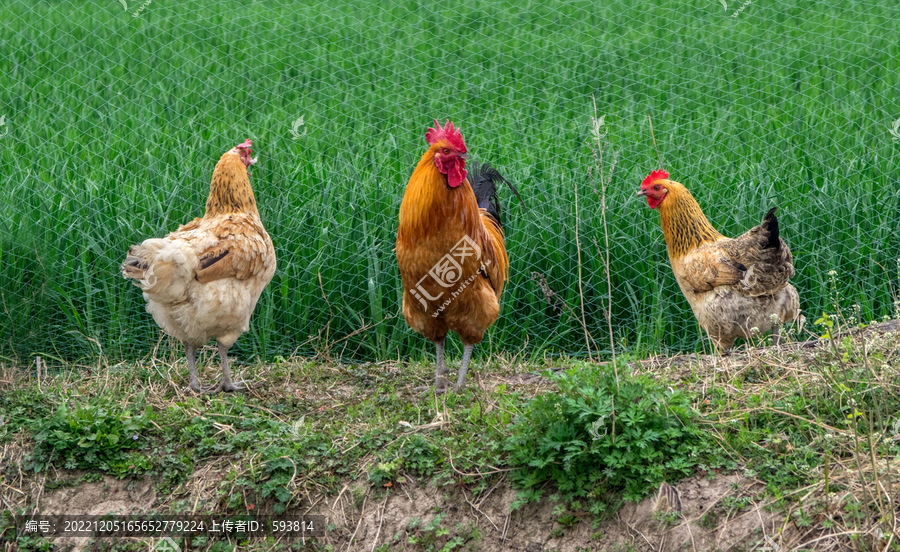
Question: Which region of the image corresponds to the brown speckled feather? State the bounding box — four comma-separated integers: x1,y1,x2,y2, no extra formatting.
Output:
190,214,274,283
652,179,800,350
679,208,794,296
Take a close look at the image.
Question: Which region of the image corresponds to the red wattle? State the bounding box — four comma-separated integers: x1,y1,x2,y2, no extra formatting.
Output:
448,161,466,188
647,192,666,209
435,155,467,188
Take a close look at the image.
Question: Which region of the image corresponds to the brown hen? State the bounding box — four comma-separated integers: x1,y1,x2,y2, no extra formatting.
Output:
122,140,276,392
639,169,800,350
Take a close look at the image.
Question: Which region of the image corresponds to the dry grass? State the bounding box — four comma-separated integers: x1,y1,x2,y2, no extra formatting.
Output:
1,320,899,551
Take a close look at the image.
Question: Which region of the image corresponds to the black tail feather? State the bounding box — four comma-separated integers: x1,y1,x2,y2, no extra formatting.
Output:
468,161,525,229
762,207,780,249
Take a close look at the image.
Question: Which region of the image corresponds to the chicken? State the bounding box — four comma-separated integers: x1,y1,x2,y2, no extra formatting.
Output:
122,139,276,392
396,120,520,392
638,169,800,350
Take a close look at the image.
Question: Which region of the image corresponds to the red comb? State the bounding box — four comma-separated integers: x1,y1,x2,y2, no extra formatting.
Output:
425,119,466,152
642,169,669,186
235,139,252,149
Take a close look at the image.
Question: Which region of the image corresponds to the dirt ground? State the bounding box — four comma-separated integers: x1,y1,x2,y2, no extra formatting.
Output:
8,319,900,551
308,472,782,552
29,468,789,552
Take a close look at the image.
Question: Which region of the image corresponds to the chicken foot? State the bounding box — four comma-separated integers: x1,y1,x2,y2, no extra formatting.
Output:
204,342,245,393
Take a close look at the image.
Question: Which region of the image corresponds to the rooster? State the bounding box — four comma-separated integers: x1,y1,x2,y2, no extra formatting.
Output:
396,120,520,392
122,140,276,392
638,169,800,350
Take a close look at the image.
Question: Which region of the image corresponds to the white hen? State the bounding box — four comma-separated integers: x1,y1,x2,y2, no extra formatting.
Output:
122,140,276,392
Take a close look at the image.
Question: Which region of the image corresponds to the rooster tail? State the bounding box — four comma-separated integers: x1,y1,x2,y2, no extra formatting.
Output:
469,162,525,230
761,207,781,249
469,162,503,227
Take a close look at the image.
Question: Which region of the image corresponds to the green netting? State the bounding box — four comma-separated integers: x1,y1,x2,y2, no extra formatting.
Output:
1,0,898,365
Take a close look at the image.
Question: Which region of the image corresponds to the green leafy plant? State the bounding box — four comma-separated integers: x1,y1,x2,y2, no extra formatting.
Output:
405,512,471,551
28,401,153,473
507,367,709,512
698,510,719,529
400,434,441,476
368,457,401,488
258,448,299,513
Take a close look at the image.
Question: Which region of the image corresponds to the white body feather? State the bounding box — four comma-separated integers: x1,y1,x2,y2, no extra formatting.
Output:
128,216,275,349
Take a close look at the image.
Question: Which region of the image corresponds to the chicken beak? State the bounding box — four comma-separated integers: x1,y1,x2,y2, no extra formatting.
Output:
459,152,469,160
636,189,649,197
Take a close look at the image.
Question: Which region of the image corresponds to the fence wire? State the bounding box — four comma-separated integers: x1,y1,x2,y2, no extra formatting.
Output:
1,0,898,365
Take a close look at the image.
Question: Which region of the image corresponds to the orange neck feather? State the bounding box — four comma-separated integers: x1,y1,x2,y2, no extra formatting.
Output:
398,145,480,238
657,180,724,258
205,152,259,217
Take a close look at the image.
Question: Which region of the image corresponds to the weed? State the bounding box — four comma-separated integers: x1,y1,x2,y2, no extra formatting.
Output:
507,365,709,513
0,314,897,551
15,535,52,552
406,512,465,551
26,399,154,473
653,510,680,526
368,457,401,488
400,433,441,477
698,510,719,530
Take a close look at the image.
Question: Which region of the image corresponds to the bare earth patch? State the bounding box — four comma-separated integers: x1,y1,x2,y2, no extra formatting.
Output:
295,472,779,552
18,470,780,551
26,473,155,552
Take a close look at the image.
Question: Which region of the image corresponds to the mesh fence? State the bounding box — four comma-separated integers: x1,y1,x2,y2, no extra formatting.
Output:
1,0,898,366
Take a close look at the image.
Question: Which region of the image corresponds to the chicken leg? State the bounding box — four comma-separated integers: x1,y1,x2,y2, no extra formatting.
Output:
186,343,202,392
454,344,474,392
434,338,449,391
204,342,243,393
416,337,448,394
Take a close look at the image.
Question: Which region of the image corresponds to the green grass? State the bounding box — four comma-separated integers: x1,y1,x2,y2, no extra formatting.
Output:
1,317,898,550
0,0,898,364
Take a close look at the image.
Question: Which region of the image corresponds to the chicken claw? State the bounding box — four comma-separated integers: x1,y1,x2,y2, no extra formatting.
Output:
203,380,245,394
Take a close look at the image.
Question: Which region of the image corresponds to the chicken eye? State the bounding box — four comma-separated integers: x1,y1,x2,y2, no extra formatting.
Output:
442,148,450,155
653,185,660,191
